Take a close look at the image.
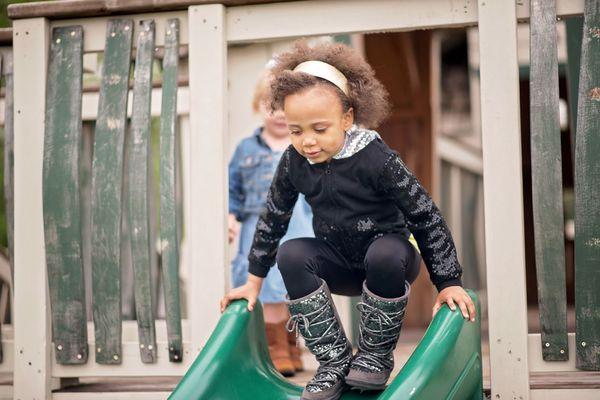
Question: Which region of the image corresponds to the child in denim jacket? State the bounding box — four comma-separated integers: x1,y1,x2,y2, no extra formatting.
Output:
228,70,314,377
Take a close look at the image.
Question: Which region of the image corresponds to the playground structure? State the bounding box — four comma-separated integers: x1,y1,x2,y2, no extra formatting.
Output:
0,0,596,399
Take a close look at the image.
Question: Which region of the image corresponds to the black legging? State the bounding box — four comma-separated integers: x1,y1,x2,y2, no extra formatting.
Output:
276,233,421,300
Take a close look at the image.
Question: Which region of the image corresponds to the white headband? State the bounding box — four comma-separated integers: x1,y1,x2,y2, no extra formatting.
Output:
293,60,349,96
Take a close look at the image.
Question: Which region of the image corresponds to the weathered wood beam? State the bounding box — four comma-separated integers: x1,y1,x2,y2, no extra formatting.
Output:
529,0,568,362
91,18,134,365
43,25,87,365
8,0,297,20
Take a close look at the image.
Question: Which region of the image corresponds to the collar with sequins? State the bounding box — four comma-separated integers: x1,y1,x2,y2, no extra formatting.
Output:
306,125,380,164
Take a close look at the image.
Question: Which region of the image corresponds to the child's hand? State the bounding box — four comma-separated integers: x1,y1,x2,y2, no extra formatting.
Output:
220,275,263,313
432,286,476,322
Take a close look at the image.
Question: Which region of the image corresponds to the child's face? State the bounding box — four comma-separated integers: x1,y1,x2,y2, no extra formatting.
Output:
284,85,354,163
259,101,289,138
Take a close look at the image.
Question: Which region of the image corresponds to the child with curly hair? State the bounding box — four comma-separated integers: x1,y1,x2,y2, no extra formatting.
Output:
221,41,476,400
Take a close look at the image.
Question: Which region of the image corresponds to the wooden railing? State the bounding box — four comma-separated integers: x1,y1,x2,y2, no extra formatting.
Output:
529,0,599,371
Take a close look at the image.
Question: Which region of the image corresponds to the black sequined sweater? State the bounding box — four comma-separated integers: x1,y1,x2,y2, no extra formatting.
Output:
248,137,463,292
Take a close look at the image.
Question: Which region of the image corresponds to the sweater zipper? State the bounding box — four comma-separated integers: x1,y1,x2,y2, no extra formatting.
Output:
325,163,339,225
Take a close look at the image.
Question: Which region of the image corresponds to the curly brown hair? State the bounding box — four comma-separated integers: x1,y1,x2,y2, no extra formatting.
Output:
270,40,390,128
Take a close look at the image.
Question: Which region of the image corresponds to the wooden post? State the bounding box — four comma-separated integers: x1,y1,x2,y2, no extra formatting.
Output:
13,17,52,399
478,1,530,398
187,4,228,351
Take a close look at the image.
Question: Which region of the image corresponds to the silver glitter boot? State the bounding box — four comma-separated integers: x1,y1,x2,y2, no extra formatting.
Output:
286,280,352,400
345,281,410,391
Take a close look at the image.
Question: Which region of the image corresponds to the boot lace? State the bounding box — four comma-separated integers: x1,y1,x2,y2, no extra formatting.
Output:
286,302,350,391
352,302,405,372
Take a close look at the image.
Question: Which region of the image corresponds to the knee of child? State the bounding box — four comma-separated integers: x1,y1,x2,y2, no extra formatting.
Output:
276,239,310,274
365,238,411,273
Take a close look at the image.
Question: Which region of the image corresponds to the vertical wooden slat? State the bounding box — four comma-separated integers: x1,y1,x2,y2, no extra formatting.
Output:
188,3,228,352
160,18,183,362
128,19,157,363
91,19,133,365
43,25,87,365
575,0,600,372
478,1,530,398
530,0,569,361
13,17,52,399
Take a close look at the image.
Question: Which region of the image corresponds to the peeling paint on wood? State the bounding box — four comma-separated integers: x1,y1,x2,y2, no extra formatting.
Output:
42,26,87,365
529,0,568,362
91,19,133,365
160,18,183,363
128,19,158,364
575,0,600,372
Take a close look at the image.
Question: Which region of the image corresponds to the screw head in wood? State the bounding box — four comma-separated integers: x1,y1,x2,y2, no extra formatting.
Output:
545,342,550,347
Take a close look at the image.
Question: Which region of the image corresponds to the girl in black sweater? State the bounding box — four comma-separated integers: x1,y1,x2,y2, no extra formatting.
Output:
221,41,476,400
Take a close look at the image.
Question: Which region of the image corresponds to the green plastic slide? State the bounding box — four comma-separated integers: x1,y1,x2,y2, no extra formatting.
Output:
169,290,483,399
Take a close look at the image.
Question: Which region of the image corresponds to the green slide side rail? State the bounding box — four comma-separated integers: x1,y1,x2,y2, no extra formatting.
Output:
170,290,482,400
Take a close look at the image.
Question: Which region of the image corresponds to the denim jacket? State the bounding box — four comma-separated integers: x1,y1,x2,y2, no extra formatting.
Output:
229,127,285,221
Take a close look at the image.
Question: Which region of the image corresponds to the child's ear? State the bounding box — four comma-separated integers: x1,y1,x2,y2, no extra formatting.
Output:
343,107,354,130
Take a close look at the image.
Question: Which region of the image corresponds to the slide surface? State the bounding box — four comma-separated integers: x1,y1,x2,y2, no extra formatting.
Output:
169,290,483,400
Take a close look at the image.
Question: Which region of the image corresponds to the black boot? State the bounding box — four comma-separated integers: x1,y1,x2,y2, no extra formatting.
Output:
345,281,410,391
286,280,352,400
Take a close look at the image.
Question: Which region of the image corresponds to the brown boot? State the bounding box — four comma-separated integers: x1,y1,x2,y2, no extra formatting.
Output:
265,321,295,377
287,329,304,372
